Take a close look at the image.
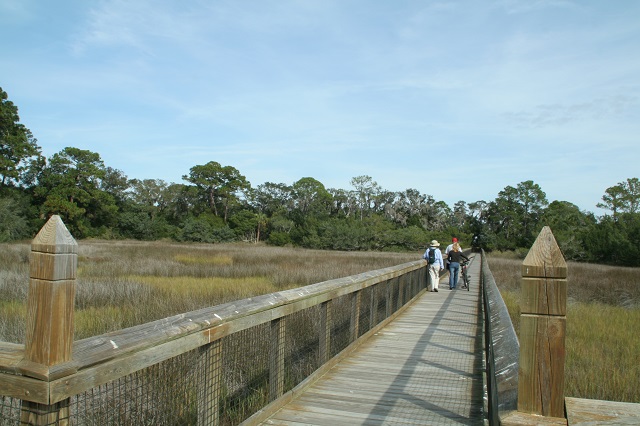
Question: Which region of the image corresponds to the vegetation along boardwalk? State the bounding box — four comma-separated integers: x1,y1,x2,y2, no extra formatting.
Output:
261,254,484,425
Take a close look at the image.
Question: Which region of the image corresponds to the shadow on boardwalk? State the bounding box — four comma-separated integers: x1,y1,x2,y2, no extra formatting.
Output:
263,256,485,425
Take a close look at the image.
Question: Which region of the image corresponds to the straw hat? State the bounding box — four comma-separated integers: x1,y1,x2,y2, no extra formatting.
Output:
430,240,440,247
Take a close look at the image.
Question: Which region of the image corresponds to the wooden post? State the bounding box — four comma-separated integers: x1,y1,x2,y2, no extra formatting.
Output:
385,280,392,318
198,340,222,426
319,301,331,365
370,286,378,328
22,215,77,425
349,291,361,343
397,276,404,310
269,318,285,401
517,226,567,419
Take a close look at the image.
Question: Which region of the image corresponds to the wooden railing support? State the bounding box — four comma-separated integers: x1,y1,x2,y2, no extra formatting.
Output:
370,287,378,327
349,291,361,343
21,215,77,425
319,301,331,365
198,340,222,426
269,317,286,401
517,226,567,420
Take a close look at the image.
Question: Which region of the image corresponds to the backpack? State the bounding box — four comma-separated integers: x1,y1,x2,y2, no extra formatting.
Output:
426,248,436,265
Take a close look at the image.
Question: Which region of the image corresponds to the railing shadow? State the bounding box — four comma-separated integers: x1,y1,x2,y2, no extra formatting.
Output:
361,259,485,425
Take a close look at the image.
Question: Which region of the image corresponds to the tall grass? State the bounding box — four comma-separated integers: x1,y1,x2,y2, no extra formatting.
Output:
487,253,640,403
0,240,417,342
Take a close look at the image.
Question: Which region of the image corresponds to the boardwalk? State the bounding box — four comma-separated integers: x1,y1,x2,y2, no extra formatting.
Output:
261,255,485,425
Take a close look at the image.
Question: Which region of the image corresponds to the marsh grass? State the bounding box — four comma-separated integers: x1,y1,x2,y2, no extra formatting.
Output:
0,240,417,343
487,254,640,403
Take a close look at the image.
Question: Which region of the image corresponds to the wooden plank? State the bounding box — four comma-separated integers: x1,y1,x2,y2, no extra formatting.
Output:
0,370,49,403
48,326,209,403
0,342,24,372
501,411,567,425
566,397,640,425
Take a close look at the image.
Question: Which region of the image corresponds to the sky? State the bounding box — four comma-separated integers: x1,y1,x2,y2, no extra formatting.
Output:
1,0,639,214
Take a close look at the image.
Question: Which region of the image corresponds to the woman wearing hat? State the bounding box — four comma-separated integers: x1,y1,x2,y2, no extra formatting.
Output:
423,240,444,292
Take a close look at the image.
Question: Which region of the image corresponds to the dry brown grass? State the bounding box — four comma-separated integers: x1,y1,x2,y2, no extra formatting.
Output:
487,253,640,403
0,240,417,342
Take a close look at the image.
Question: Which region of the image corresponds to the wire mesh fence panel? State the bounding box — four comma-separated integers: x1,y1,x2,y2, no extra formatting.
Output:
0,395,20,426
329,293,352,358
219,323,270,425
375,281,388,326
68,349,201,425
284,306,320,393
358,285,373,338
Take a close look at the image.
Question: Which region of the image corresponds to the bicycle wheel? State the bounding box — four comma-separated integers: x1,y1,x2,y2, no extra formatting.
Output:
463,267,469,291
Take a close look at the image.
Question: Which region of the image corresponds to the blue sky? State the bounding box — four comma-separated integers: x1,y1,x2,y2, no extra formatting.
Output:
2,0,638,214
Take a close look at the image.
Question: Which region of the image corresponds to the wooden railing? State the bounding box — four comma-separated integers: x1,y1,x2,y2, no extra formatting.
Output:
0,215,428,425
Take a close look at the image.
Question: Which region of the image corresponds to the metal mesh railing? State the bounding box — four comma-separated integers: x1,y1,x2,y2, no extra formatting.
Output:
284,306,321,395
481,251,519,424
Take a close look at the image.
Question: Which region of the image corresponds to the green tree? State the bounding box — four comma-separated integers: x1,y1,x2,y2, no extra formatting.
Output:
541,201,596,261
350,175,381,220
487,180,548,250
0,196,30,241
34,147,118,237
250,182,293,217
387,189,426,227
291,177,332,218
0,87,43,187
598,178,640,217
597,183,626,221
129,178,169,220
183,161,250,223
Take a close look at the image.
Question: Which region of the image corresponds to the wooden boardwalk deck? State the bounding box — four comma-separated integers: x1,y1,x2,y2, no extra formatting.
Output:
261,255,485,425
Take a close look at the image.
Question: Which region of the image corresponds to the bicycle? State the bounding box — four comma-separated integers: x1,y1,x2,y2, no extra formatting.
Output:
460,259,470,291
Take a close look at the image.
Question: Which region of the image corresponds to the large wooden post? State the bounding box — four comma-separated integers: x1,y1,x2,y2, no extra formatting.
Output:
21,215,77,425
517,226,567,420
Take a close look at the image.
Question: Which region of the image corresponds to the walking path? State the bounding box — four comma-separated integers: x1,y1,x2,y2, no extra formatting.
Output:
261,254,485,425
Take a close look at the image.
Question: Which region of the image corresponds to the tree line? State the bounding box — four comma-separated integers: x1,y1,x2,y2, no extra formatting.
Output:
2,87,639,266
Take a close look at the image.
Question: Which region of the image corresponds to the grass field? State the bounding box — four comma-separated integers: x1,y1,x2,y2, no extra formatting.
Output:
0,240,417,342
1,240,637,404
487,253,640,403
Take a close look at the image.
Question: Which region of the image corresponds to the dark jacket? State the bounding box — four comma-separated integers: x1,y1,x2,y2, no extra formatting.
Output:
447,250,469,264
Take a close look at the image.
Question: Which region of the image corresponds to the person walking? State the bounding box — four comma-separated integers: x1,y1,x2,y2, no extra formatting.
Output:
444,238,460,272
447,242,469,290
445,237,461,255
423,240,444,292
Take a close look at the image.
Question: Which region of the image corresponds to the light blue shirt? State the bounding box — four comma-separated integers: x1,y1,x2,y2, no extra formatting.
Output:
423,246,444,269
